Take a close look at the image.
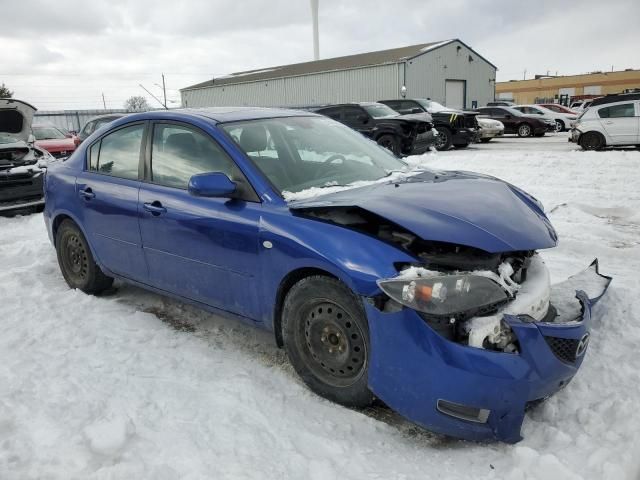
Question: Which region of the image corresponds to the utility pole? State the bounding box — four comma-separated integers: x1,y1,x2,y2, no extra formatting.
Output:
102,92,106,110
523,69,527,80
162,74,167,110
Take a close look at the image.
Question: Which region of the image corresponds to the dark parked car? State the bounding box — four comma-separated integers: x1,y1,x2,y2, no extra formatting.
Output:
378,99,479,151
310,102,436,156
78,114,126,143
44,107,610,443
0,99,54,214
474,107,549,137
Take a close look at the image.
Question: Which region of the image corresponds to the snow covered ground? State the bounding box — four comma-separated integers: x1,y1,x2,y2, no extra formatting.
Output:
1,134,639,479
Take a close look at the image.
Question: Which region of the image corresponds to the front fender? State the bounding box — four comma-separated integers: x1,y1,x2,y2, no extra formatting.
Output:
257,209,415,328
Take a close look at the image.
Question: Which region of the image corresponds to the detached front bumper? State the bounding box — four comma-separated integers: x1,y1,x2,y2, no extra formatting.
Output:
408,130,437,155
452,128,479,146
366,261,611,443
0,170,45,214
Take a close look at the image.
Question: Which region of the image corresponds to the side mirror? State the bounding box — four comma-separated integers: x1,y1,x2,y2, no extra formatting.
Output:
188,172,236,198
27,134,36,145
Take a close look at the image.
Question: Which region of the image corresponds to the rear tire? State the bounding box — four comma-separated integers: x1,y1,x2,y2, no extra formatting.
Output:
517,123,532,137
55,219,113,294
579,131,605,151
282,276,374,408
434,127,453,151
376,134,400,156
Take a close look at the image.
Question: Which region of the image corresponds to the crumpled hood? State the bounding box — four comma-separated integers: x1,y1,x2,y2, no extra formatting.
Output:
288,171,557,253
0,99,36,143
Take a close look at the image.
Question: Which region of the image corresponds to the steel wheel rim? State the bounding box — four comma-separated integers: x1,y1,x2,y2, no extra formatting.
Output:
63,234,88,280
300,301,366,387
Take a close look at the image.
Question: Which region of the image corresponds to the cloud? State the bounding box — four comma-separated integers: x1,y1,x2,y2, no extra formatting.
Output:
0,0,638,110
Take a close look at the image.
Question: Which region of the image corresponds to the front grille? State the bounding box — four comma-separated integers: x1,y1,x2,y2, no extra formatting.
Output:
544,336,579,364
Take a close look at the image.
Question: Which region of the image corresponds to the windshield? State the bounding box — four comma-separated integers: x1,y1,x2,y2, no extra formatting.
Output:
223,116,408,195
33,126,66,140
415,99,449,112
362,104,398,119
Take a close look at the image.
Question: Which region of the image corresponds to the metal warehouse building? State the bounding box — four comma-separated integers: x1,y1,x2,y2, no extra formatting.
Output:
180,39,497,110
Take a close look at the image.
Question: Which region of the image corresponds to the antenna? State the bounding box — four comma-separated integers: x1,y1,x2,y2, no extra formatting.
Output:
310,0,319,60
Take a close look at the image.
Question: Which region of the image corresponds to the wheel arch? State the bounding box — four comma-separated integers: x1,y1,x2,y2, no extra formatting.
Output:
273,267,339,347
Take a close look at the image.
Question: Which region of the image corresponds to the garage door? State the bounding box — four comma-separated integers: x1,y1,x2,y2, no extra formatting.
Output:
445,80,465,109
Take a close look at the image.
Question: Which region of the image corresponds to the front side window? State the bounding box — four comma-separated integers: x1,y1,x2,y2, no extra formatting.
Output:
343,106,368,123
598,103,635,118
362,104,398,119
151,123,237,189
90,124,144,180
223,116,409,195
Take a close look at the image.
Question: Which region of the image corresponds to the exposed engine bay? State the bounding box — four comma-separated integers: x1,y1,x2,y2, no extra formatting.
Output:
297,206,565,353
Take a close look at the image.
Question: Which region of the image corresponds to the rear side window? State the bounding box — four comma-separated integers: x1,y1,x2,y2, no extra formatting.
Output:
88,124,144,180
150,123,238,189
82,121,95,136
598,103,635,118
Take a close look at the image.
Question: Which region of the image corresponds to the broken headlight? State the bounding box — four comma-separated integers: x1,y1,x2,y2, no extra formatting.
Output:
377,274,509,318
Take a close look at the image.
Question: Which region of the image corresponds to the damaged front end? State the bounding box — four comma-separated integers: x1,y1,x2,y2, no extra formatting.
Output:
368,253,611,443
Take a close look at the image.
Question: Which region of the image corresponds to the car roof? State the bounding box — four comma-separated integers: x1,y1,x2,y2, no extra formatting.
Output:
590,93,640,107
171,107,317,123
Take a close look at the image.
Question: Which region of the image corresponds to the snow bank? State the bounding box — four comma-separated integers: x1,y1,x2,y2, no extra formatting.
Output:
1,139,639,479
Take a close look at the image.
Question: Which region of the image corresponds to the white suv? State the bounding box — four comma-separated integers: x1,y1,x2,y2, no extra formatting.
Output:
570,99,640,150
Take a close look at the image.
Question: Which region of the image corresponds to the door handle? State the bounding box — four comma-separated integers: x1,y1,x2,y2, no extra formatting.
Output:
78,187,95,200
605,121,614,125
143,201,166,216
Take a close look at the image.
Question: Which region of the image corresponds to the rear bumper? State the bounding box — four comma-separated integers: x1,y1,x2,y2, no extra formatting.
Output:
365,261,611,443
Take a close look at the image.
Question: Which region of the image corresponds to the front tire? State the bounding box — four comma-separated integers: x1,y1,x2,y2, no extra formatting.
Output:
517,123,532,137
282,276,374,408
376,134,400,156
55,219,113,294
434,127,453,150
555,120,564,132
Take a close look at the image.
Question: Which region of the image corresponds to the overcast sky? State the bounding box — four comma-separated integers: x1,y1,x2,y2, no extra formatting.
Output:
2,0,638,111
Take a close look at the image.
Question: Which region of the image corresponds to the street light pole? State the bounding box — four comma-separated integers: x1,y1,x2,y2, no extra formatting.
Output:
162,74,167,110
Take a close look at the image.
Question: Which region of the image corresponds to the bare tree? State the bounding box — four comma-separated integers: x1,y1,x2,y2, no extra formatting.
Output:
0,82,13,98
124,95,149,112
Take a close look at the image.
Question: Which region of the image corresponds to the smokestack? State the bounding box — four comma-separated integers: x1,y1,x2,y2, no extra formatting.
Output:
310,0,319,60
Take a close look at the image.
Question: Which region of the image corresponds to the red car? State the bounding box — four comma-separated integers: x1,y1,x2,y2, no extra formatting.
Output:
539,104,578,115
32,124,79,159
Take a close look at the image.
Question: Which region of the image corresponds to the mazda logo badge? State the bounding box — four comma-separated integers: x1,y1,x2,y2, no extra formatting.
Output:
576,333,590,358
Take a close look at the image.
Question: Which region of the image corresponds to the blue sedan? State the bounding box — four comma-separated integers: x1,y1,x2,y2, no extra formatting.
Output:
43,107,610,443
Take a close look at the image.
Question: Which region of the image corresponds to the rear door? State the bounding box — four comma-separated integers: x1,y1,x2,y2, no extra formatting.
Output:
76,122,148,281
596,102,639,145
137,121,262,319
